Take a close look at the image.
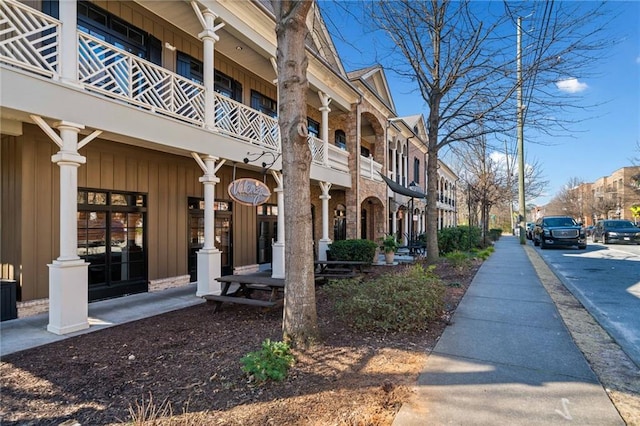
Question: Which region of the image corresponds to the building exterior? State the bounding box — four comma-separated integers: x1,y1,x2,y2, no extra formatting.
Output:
0,0,457,333
591,166,640,222
532,166,640,225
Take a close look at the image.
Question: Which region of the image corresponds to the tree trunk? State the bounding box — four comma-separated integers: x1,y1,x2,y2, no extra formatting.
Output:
272,0,317,347
425,102,441,263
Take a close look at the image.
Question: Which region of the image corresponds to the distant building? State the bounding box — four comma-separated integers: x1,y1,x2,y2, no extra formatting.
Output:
591,166,640,222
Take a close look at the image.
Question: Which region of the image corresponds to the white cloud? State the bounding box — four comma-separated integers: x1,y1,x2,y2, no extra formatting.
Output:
555,78,588,93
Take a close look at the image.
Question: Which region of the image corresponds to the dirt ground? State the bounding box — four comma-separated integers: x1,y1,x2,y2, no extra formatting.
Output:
0,260,477,426
2,252,639,426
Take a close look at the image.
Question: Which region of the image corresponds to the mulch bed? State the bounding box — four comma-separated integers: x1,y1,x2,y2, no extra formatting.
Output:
0,259,480,426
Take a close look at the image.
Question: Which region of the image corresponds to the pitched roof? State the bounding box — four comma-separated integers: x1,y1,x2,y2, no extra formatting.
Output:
348,65,396,113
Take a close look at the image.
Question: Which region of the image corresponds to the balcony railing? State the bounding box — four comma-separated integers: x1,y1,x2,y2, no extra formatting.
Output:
308,135,325,164
360,155,383,182
0,0,352,175
328,145,349,173
78,32,206,126
215,94,279,151
0,0,60,78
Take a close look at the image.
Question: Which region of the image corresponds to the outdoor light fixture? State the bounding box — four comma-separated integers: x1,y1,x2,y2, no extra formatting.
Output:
243,151,280,170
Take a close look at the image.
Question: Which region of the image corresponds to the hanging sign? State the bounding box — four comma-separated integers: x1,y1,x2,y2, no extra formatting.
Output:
228,178,271,207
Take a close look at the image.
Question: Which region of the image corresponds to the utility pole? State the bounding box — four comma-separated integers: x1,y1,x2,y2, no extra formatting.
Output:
504,140,515,234
517,16,526,244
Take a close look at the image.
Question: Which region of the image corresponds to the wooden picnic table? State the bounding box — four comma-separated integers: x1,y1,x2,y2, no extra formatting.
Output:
314,260,370,281
203,274,285,312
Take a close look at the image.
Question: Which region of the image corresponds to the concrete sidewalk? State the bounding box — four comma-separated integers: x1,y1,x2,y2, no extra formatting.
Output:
393,235,624,425
1,283,204,358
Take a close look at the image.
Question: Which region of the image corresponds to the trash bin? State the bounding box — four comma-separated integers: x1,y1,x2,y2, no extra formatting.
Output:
1,279,18,321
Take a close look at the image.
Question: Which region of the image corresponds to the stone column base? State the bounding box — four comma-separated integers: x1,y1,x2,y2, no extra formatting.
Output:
318,239,332,261
196,249,222,296
47,259,89,335
271,242,285,279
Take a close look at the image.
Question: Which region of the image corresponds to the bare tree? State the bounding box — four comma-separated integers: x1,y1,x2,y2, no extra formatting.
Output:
272,0,317,347
365,0,613,261
548,177,589,219
453,137,511,244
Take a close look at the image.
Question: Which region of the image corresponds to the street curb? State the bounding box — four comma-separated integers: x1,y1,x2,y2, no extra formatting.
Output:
523,244,640,424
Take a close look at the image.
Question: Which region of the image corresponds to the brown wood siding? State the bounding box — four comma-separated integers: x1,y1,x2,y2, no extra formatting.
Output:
17,127,60,300
12,125,273,301
1,136,22,290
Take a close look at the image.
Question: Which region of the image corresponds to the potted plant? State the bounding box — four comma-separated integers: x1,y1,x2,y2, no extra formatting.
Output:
381,235,399,264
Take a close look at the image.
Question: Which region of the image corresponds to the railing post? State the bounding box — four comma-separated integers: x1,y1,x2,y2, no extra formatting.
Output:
59,0,78,85
369,155,374,179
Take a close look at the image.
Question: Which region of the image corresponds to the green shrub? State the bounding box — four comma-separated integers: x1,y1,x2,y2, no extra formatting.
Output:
489,228,502,241
328,239,377,262
438,226,481,254
444,250,471,269
240,339,294,383
474,247,493,260
323,264,445,332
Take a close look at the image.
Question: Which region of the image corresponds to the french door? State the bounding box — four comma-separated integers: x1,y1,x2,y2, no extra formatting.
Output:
188,198,233,281
77,190,147,301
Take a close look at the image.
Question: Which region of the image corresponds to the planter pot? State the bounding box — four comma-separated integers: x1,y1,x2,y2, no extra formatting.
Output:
384,251,395,265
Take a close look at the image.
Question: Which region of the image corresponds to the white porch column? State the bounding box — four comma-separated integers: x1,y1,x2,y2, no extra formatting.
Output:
403,208,409,245
193,154,223,296
318,182,332,261
271,171,285,278
318,92,332,166
404,151,409,186
391,203,398,236
48,121,89,335
59,0,78,85
391,147,397,181
193,5,224,129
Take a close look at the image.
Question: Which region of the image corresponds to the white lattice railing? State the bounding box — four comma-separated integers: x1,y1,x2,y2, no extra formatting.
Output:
360,155,383,181
0,0,60,78
214,94,280,151
78,32,205,126
308,135,325,164
0,0,352,172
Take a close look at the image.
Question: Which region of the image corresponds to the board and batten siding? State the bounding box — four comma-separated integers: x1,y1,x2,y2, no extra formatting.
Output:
1,136,24,296
3,125,273,302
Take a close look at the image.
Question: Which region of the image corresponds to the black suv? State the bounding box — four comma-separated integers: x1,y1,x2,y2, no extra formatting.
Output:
533,215,586,249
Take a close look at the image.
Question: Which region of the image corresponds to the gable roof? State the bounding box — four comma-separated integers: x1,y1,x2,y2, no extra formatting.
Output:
347,65,396,113
255,0,347,77
398,114,428,142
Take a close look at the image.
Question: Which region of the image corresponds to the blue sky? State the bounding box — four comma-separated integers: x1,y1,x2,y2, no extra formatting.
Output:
320,1,640,206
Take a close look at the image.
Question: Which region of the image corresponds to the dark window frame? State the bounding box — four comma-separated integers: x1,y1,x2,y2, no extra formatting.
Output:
251,90,277,118
307,117,320,138
335,129,346,150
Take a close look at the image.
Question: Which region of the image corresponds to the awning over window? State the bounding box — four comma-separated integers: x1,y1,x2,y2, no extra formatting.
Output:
379,173,426,199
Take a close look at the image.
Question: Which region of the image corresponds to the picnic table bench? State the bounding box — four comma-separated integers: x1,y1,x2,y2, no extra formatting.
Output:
314,260,370,282
203,274,285,312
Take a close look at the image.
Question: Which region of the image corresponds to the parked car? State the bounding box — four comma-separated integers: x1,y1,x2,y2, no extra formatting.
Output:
533,215,586,249
592,219,640,245
525,222,535,240
585,225,595,237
